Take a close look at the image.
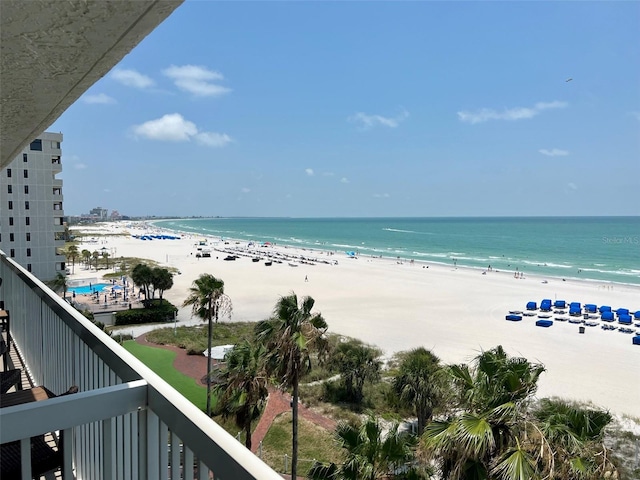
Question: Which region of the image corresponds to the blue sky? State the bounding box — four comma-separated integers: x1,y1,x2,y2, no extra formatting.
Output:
51,1,639,218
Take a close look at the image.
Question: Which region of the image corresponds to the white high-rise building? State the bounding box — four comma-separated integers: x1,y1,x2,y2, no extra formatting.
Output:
0,131,65,281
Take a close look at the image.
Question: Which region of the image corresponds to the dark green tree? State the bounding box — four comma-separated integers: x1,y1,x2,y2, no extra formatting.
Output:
330,340,381,404
393,348,447,436
255,293,329,480
183,274,232,416
211,340,269,449
151,267,173,304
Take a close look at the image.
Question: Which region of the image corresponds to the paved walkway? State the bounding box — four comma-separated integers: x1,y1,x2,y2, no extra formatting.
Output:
135,334,337,452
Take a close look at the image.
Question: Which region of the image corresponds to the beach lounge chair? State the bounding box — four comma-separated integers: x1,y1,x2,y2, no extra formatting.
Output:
540,299,552,312
526,301,537,310
554,300,566,308
601,311,615,322
618,314,632,325
536,319,553,327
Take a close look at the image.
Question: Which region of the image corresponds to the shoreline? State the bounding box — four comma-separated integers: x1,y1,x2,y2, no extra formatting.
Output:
69,221,640,418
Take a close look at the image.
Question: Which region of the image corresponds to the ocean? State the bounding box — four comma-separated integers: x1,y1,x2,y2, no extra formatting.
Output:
152,217,640,286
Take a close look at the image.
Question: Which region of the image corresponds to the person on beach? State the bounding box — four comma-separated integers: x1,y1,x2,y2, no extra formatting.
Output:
305,275,308,282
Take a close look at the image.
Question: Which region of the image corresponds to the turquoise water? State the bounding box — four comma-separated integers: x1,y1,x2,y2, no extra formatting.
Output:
153,217,640,285
69,283,110,295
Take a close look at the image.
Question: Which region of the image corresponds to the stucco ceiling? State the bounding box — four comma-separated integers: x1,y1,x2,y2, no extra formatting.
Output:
0,0,183,168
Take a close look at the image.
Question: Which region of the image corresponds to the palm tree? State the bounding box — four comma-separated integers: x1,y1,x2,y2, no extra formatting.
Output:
66,245,79,274
211,340,269,449
182,274,232,416
91,251,100,271
255,293,328,480
422,346,547,480
151,267,173,305
309,415,430,480
393,347,447,436
534,398,616,479
81,249,91,269
329,340,381,404
132,264,153,303
47,272,69,300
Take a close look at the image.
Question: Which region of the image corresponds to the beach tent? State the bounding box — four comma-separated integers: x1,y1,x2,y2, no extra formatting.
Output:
540,299,552,312
554,300,566,308
526,301,537,310
506,314,522,321
584,304,597,313
615,308,629,317
634,311,640,320
601,311,615,322
569,302,582,316
618,314,632,325
633,336,640,346
599,305,612,313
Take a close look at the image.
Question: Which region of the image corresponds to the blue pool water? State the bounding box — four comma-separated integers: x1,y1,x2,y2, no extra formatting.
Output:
69,283,110,295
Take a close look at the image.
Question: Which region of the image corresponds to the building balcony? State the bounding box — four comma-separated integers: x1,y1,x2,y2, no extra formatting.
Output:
0,251,281,479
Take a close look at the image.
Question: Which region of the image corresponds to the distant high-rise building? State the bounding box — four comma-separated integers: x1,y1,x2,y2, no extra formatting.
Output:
89,206,108,220
0,132,66,281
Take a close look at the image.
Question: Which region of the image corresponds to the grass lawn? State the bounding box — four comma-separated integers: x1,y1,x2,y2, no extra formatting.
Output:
260,412,343,475
123,340,207,411
145,322,257,355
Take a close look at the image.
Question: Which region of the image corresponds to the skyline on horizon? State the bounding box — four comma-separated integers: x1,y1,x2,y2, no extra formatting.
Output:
50,1,639,218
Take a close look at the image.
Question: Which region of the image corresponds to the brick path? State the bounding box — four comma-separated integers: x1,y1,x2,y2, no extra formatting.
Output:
135,334,337,452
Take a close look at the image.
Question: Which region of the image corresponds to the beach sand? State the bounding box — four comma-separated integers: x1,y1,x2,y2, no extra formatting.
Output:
70,222,640,418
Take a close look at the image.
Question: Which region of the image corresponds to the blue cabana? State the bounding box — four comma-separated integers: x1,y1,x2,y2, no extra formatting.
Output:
540,299,552,312
633,336,640,346
526,301,537,310
616,308,629,316
554,300,566,308
569,302,582,316
584,304,597,313
618,314,632,325
601,311,615,322
635,311,640,320
599,305,612,313
506,314,523,321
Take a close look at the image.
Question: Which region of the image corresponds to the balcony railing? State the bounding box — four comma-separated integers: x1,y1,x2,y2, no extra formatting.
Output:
0,251,282,480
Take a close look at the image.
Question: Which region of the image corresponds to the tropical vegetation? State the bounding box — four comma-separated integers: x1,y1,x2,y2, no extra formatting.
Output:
182,273,232,415
255,293,329,480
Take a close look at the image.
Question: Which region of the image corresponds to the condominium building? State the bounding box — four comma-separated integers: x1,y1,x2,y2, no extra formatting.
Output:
0,131,65,281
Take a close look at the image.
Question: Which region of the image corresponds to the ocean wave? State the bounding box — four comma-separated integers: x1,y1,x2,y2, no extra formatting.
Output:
521,260,573,269
383,228,434,235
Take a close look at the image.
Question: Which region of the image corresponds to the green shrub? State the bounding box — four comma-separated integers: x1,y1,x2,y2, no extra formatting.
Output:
114,301,178,326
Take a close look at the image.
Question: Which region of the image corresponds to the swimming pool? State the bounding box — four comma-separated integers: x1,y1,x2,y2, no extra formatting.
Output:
69,283,111,295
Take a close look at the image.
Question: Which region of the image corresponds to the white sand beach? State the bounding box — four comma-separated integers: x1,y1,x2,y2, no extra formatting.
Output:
69,222,640,418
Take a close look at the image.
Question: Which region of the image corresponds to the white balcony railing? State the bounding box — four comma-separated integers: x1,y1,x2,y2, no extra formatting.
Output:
0,251,281,480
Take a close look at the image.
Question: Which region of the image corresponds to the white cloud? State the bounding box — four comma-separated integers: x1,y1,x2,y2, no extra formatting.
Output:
133,113,197,141
132,113,231,147
111,69,155,89
349,109,409,130
457,101,567,124
82,93,116,104
539,148,569,157
241,187,251,193
163,65,231,97
195,132,233,147
568,182,578,190
373,193,390,198
305,168,314,176
103,189,111,193
74,163,87,170
340,177,349,183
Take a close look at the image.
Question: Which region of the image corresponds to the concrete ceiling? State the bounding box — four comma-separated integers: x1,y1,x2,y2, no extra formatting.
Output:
0,0,184,169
